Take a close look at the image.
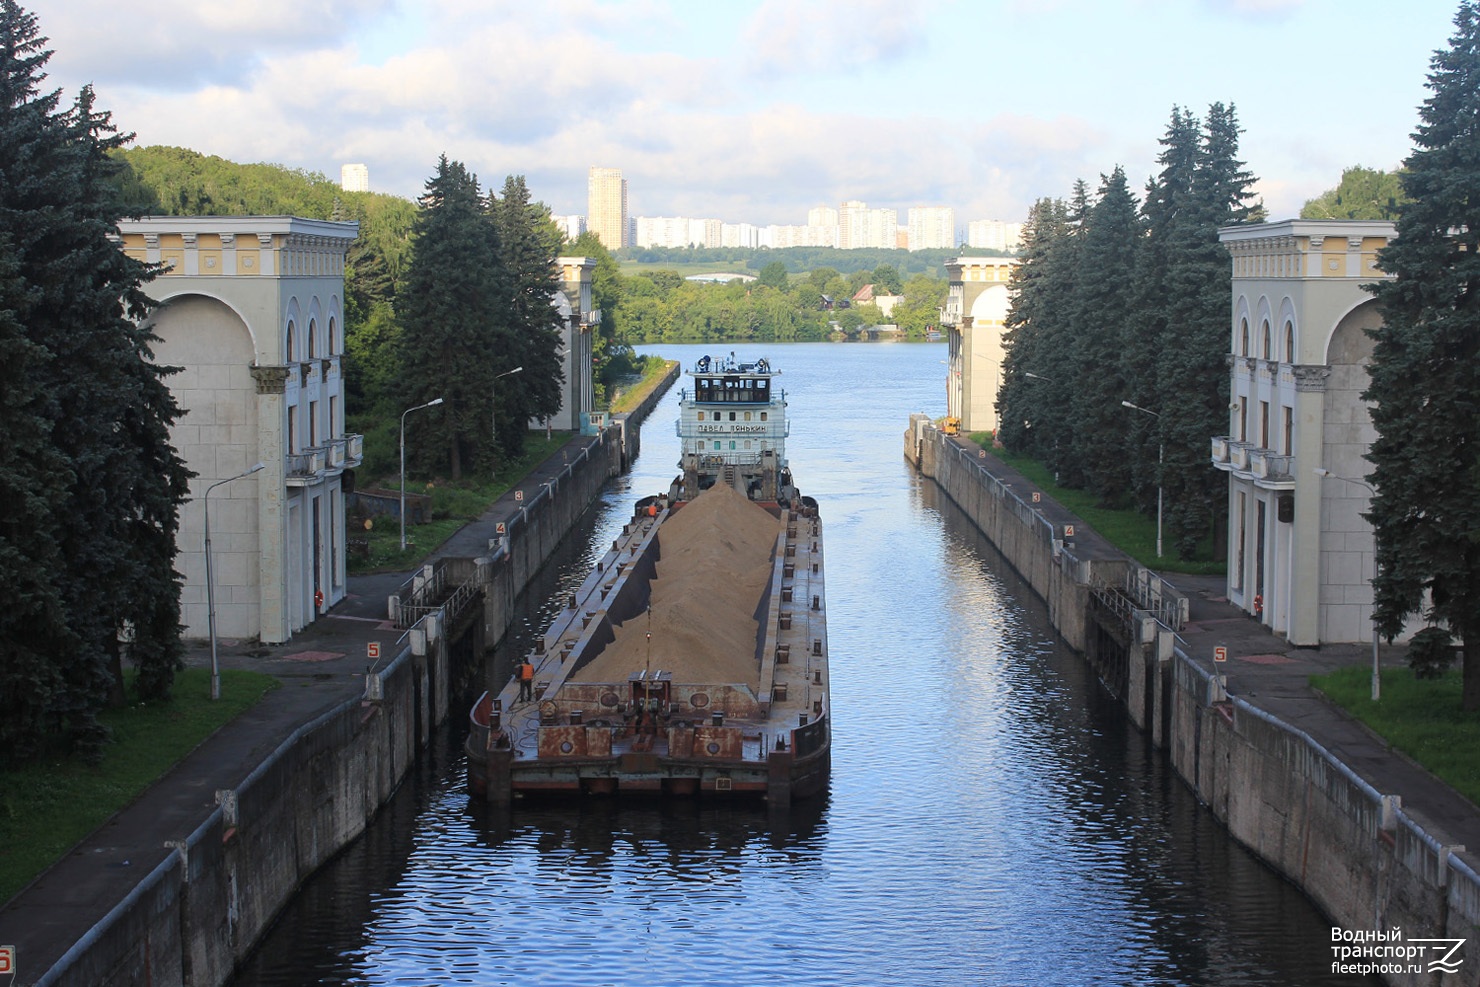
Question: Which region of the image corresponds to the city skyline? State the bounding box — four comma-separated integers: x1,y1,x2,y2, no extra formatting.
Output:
617,200,1019,252
42,1,1458,225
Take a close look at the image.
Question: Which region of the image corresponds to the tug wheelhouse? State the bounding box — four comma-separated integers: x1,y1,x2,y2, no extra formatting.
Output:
676,354,793,503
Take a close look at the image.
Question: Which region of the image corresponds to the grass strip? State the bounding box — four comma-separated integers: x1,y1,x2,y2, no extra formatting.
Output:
0,667,278,903
1312,665,1480,807
350,432,577,574
607,357,677,415
971,431,1225,575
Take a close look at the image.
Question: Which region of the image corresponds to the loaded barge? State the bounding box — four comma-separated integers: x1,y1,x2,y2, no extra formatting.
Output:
468,355,829,804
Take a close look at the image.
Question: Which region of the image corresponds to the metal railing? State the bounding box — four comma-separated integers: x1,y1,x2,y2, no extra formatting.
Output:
1122,566,1189,630
392,559,483,630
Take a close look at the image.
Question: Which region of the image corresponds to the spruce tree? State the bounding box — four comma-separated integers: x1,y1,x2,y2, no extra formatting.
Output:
1154,103,1259,559
1043,180,1092,488
998,198,1070,458
1364,1,1480,709
396,156,503,480
1069,167,1142,506
1130,107,1201,523
0,1,190,760
490,175,564,456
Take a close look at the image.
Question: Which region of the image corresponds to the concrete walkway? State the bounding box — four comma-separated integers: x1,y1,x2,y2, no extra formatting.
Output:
0,432,605,985
1169,572,1480,853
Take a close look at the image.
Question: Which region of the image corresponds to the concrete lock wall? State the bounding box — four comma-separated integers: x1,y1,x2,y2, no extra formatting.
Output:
911,419,1095,652
1173,659,1480,985
37,376,679,987
907,420,1480,986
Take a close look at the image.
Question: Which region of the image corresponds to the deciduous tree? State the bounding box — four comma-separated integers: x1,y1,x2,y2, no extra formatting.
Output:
1302,165,1408,221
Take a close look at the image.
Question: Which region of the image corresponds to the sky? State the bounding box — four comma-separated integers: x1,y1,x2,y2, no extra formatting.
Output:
38,0,1464,228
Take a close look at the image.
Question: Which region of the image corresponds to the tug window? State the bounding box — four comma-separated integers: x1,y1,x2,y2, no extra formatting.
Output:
745,412,752,421
729,412,736,421
698,412,705,421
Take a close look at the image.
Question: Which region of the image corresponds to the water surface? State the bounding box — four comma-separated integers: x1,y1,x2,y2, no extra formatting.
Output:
233,342,1369,986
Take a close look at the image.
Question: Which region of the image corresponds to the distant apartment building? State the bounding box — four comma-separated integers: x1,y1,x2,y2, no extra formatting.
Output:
635,216,689,249
633,216,723,249
769,224,838,249
838,200,869,249
967,219,1023,252
722,223,761,249
339,163,369,193
552,214,586,242
808,205,839,228
587,166,628,249
908,206,956,250
869,209,900,250
838,200,900,249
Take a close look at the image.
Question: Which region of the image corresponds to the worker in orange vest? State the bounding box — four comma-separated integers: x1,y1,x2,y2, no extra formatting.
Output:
517,658,534,702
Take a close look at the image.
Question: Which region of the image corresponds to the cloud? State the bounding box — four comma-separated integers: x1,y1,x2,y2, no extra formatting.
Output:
34,0,1438,233
42,0,392,89
742,0,938,76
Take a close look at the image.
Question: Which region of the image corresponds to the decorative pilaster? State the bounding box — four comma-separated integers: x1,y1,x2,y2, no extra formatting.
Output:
254,366,289,644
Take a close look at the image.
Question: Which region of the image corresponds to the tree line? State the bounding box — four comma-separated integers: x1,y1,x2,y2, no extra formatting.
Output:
618,243,1002,277
609,261,948,343
994,103,1262,561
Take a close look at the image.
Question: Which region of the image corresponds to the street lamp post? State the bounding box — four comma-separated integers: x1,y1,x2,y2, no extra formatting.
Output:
204,462,266,701
491,366,524,478
1315,467,1382,700
401,397,444,551
1121,400,1163,560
